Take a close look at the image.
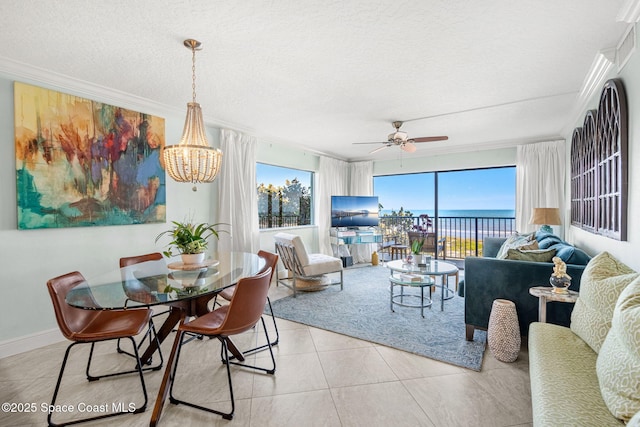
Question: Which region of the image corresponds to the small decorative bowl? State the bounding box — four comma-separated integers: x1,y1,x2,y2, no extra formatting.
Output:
550,276,571,293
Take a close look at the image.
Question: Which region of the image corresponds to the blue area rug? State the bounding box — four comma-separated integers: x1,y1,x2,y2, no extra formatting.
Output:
269,265,487,371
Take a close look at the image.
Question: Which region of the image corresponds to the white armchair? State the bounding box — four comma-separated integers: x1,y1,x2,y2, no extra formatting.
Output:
274,232,343,297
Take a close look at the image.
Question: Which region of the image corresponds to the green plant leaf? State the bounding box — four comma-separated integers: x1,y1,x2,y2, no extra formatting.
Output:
155,220,226,255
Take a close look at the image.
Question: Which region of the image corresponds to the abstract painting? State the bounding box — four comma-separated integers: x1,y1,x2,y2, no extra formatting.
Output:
14,82,166,229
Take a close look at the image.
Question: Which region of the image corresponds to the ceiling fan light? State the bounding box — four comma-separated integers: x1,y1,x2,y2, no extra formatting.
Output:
388,131,408,142
400,142,417,153
356,120,448,155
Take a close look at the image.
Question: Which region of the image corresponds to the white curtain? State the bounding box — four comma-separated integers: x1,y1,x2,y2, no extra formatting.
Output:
515,140,566,235
349,161,375,263
317,156,349,255
217,129,260,253
349,161,373,195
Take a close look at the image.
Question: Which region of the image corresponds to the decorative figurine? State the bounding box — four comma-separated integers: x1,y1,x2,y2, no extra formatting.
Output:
550,256,571,293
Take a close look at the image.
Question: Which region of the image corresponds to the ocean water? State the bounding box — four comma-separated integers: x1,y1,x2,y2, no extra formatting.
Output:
379,209,516,234
380,209,515,218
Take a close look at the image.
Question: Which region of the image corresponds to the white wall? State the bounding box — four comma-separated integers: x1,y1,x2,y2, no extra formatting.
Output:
373,147,516,175
0,72,220,347
564,26,640,272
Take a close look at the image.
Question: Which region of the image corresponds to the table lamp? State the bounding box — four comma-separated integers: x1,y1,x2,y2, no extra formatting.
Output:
529,208,562,233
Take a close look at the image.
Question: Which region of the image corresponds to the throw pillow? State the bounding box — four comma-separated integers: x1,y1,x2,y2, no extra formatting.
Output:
549,243,575,262
596,276,640,422
570,252,638,353
496,233,534,259
548,243,592,265
534,230,555,241
537,235,564,249
567,247,592,265
519,240,539,251
505,248,556,262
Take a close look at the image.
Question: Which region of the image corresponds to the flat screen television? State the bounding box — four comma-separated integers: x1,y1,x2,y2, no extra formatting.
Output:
331,195,379,228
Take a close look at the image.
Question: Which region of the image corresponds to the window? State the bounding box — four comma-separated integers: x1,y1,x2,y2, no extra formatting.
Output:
373,167,515,218
256,163,313,229
373,166,516,258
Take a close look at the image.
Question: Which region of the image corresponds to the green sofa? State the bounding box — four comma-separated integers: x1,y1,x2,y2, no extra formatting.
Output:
461,234,591,340
529,323,624,426
528,252,640,426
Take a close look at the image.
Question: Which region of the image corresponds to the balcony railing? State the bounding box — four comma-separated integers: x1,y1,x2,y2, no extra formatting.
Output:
259,214,310,229
379,215,516,259
259,213,516,260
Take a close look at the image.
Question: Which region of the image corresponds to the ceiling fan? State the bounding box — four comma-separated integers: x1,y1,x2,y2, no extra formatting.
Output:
354,121,448,154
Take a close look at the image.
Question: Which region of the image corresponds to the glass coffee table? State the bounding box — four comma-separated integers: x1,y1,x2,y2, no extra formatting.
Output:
388,273,435,317
386,259,458,313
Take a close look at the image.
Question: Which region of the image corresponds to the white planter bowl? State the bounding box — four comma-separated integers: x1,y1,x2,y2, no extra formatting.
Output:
181,252,206,265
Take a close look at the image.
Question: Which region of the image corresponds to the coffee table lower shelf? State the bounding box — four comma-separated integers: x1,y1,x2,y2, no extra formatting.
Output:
389,276,436,318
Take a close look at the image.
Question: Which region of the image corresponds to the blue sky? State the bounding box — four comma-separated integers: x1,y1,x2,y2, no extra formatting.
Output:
257,163,516,212
374,167,516,211
257,163,313,188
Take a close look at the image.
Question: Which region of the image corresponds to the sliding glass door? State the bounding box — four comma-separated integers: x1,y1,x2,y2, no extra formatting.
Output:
373,166,515,259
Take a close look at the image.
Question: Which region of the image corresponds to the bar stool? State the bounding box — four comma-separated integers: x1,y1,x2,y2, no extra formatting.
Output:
390,245,408,260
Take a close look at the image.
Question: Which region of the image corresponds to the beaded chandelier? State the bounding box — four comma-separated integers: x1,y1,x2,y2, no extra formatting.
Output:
163,39,223,191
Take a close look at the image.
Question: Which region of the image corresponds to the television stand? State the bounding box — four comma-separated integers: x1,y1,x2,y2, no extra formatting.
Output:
329,227,382,264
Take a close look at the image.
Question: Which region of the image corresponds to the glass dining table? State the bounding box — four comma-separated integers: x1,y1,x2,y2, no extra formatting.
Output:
66,251,265,364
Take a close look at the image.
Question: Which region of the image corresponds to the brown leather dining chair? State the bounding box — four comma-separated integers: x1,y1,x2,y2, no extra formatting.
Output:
155,268,276,422
46,271,154,426
118,252,168,371
215,249,280,352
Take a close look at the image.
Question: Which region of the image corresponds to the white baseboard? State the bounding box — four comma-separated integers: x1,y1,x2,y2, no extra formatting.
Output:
0,329,64,359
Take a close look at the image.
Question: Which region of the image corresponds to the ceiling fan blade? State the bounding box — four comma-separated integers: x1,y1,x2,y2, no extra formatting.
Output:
411,136,449,143
369,145,390,154
400,142,416,153
353,141,388,145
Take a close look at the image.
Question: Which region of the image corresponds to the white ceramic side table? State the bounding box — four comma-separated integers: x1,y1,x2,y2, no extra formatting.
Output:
529,286,579,322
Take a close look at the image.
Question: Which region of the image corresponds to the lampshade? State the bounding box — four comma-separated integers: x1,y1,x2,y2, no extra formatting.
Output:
163,39,223,190
529,208,562,226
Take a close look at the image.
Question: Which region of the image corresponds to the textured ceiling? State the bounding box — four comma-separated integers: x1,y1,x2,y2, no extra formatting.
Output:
0,0,630,161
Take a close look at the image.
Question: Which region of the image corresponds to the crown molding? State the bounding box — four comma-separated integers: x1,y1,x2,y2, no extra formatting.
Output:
0,55,251,135
562,49,616,136
0,56,183,117
0,56,340,161
618,0,640,22
578,49,616,101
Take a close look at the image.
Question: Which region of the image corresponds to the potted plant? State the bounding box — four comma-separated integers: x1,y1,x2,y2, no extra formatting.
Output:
155,220,222,265
411,238,424,264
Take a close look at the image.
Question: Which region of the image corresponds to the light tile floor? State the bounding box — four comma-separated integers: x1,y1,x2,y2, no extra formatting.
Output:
0,282,533,427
